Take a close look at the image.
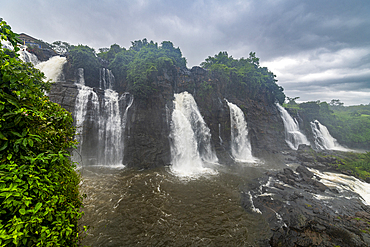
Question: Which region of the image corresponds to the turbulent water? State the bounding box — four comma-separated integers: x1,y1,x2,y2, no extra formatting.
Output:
310,120,350,151
309,168,370,205
226,100,257,163
78,165,273,246
276,103,310,150
35,56,67,82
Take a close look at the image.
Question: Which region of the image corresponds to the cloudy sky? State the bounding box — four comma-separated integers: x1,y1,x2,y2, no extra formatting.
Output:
2,0,370,105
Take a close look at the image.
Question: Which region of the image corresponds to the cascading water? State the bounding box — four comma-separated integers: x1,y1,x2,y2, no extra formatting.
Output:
310,120,349,151
309,168,370,205
18,48,39,65
99,68,115,90
226,100,258,162
35,56,67,82
73,67,133,167
98,89,124,167
73,68,100,164
169,91,217,177
276,103,310,150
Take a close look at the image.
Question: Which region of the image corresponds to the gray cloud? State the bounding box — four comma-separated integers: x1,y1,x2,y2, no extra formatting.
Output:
2,0,370,105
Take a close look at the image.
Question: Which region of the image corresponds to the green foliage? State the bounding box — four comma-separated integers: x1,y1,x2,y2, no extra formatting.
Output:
106,39,187,98
334,152,370,181
0,20,82,246
97,44,125,64
69,44,101,84
201,51,285,104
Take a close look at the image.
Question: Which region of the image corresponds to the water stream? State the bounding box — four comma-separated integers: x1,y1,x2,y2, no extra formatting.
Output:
73,68,132,167
226,100,258,163
276,103,310,150
310,120,350,151
169,91,218,178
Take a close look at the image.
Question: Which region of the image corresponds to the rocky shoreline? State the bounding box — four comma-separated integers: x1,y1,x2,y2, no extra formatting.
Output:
244,147,370,247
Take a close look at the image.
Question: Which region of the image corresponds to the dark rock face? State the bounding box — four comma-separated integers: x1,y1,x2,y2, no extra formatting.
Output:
124,91,172,169
245,149,370,247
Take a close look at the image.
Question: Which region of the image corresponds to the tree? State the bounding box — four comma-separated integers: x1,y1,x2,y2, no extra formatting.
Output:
329,99,344,107
0,20,82,246
247,52,259,66
97,43,125,63
286,96,300,105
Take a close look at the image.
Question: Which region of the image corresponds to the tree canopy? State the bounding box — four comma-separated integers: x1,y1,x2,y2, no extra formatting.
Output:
201,51,285,104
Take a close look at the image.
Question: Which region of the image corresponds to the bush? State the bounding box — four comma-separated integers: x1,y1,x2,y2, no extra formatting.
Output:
0,20,83,246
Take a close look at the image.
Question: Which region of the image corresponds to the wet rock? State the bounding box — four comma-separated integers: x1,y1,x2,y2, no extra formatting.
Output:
296,165,314,179
244,154,370,247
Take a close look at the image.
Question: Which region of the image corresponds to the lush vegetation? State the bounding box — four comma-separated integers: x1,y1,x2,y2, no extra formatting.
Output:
201,51,285,104
284,99,370,149
66,38,187,97
335,151,370,181
0,20,83,246
43,38,283,102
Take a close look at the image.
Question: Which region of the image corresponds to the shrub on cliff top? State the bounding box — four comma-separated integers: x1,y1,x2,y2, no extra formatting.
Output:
0,20,83,246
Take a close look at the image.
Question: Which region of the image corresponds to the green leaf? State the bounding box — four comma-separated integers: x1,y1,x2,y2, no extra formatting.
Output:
28,139,33,147
22,138,27,147
0,141,8,151
19,208,26,215
11,131,22,137
34,202,42,213
0,132,7,140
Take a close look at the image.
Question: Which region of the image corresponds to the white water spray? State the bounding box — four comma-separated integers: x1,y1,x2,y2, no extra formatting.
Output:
35,56,66,82
226,100,258,162
170,91,217,177
276,103,310,150
310,120,350,151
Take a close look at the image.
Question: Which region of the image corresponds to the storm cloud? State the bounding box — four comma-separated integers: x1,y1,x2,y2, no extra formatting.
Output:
2,0,370,105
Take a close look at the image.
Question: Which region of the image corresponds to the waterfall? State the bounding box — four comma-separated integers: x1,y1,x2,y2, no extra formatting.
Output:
218,123,223,145
73,68,100,164
310,120,349,151
73,68,133,167
18,48,40,66
226,100,257,162
98,89,128,167
100,68,115,90
276,103,310,150
35,56,67,82
169,91,217,177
